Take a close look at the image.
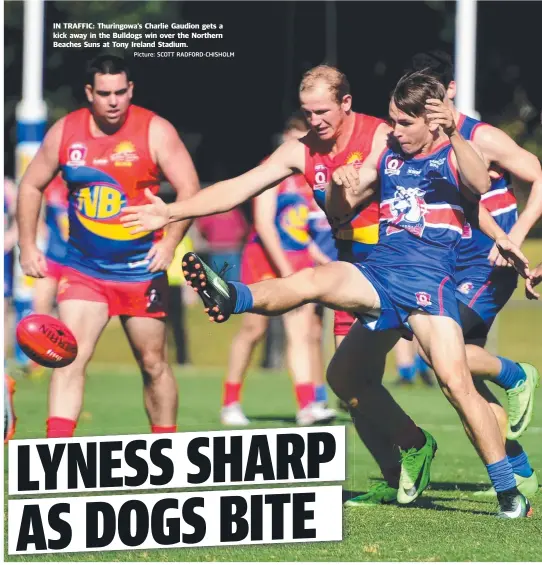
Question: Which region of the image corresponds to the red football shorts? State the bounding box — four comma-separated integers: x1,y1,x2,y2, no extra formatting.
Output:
240,243,313,285
56,266,169,318
46,258,64,282
334,310,356,337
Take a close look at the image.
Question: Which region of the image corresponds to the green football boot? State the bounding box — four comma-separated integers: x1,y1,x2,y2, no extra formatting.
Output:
344,481,398,507
506,363,540,440
474,471,539,499
397,428,437,504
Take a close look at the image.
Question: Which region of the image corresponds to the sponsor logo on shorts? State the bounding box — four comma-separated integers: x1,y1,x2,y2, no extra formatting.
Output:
146,288,162,308
314,164,329,191
384,155,404,176
67,143,87,167
415,291,432,307
457,282,474,295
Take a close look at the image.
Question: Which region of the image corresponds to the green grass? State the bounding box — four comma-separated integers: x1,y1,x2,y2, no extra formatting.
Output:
4,241,542,561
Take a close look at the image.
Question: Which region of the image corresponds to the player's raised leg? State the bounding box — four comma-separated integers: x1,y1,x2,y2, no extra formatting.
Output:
121,316,178,431
409,312,532,518
221,313,269,425
47,299,109,438
183,252,380,321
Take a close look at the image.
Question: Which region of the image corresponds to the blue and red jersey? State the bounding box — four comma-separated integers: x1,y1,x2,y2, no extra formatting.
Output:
303,112,385,261
59,105,162,281
44,175,69,264
456,114,518,269
248,173,312,252
368,142,465,275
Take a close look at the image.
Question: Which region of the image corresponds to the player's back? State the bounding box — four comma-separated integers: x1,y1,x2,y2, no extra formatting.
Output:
457,114,518,268
59,105,162,281
370,141,465,274
303,112,385,261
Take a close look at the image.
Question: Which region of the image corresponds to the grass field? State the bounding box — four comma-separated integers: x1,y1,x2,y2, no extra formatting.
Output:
4,241,542,561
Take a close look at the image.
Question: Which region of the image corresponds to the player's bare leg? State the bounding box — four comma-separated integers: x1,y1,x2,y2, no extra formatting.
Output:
47,300,109,436
33,277,59,315
410,312,505,463
121,316,178,429
328,322,424,457
221,313,268,425
310,307,336,417
284,303,335,425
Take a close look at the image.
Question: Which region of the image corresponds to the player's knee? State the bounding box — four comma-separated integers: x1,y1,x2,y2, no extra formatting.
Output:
438,368,475,405
238,320,266,344
138,349,168,382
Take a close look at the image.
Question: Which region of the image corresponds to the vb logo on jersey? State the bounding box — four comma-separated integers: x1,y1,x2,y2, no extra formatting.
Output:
387,186,428,237
75,184,148,240
314,164,329,191
67,143,87,167
384,155,404,176
280,203,310,245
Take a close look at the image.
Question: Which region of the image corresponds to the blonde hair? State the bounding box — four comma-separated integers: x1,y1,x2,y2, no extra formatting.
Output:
299,65,351,104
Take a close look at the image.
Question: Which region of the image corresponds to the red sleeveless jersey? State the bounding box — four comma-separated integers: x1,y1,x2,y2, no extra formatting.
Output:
59,105,162,281
303,112,384,246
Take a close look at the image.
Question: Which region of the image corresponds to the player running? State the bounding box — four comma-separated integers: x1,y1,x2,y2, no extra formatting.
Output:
122,73,532,517
221,114,335,427
17,54,200,438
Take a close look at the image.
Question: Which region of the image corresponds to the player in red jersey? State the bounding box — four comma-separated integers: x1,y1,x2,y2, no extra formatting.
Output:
221,114,335,427
17,55,200,438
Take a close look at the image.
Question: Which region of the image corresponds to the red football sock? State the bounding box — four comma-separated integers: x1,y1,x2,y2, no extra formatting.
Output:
223,382,242,407
151,425,177,434
295,383,315,410
46,417,77,438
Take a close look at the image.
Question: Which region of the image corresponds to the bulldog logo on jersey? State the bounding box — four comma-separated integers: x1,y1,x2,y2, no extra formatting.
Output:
67,143,87,167
386,186,428,237
314,164,329,191
384,155,404,176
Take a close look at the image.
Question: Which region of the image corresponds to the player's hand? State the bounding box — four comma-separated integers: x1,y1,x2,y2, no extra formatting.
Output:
146,240,176,273
120,188,170,234
492,237,530,279
425,98,456,137
332,164,360,193
488,243,512,268
525,262,542,300
19,244,47,278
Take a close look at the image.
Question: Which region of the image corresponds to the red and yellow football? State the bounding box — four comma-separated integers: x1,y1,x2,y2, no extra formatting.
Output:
16,314,78,368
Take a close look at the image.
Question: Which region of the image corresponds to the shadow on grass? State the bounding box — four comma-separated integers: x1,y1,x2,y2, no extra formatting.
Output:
342,488,494,516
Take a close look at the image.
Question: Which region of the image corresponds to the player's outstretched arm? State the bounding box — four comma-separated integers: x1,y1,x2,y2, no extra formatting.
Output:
426,98,490,195
473,124,542,246
121,139,303,233
17,118,64,278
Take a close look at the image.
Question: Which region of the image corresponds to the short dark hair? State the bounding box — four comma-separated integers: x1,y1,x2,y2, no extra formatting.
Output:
406,50,454,88
86,54,130,87
392,71,446,117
